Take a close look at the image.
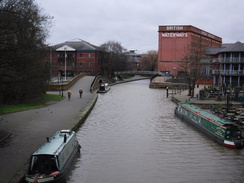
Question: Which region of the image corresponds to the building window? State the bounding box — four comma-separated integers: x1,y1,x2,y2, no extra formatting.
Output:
58,53,65,57
80,63,82,67
67,53,74,58
88,53,91,58
80,54,83,57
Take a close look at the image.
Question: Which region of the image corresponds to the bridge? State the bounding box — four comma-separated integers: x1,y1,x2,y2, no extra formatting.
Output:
114,71,161,76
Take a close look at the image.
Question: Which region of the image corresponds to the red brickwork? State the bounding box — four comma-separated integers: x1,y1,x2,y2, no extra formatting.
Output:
158,25,222,76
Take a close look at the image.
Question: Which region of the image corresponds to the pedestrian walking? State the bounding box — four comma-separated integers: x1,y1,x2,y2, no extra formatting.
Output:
79,88,83,98
67,90,72,100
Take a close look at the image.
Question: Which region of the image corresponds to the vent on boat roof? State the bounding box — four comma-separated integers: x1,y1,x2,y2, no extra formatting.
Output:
60,129,71,133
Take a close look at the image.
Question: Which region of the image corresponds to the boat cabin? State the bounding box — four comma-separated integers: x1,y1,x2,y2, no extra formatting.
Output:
26,130,80,182
98,82,110,93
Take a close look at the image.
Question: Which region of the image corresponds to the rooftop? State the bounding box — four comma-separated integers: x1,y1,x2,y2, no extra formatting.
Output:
180,102,231,127
51,39,100,51
206,41,244,55
33,130,75,156
220,41,244,52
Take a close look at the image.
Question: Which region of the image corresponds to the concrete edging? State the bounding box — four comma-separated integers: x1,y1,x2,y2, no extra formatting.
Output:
72,94,98,131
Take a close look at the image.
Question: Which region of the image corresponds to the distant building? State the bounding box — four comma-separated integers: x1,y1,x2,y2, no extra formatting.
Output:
158,25,222,77
124,50,141,71
49,39,107,77
206,41,244,87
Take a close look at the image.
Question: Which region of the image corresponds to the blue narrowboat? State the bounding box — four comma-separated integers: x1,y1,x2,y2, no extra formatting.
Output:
175,102,244,149
25,130,81,183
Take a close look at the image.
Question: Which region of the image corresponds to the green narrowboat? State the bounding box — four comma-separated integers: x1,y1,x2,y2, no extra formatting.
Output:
25,130,81,183
175,102,244,149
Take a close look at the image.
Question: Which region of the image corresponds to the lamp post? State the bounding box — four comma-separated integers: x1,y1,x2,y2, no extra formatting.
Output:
166,87,169,98
58,77,61,96
60,77,63,97
64,46,67,81
226,89,230,112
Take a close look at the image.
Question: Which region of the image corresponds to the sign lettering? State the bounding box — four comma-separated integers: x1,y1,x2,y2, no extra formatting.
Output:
162,33,188,37
166,26,184,30
201,31,215,39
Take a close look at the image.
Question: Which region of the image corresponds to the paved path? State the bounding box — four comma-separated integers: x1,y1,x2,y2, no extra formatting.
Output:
0,76,97,183
152,76,242,107
171,85,242,107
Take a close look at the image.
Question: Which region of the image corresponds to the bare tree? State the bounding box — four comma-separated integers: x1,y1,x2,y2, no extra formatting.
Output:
178,37,206,97
100,41,127,77
0,0,52,104
141,50,158,71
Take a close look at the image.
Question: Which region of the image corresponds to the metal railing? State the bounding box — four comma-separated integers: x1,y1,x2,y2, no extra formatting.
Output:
220,57,244,63
212,70,244,76
114,71,160,76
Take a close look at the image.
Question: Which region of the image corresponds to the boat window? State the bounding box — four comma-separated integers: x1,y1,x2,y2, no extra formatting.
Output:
226,131,231,139
183,108,188,115
198,117,202,124
178,106,182,113
100,85,105,90
29,155,58,174
192,114,198,122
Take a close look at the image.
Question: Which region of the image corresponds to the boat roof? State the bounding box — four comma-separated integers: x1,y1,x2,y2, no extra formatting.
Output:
32,130,75,156
100,83,109,86
179,102,232,127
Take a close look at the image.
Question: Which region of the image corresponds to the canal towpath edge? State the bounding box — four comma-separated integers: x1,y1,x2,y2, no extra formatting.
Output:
0,76,97,183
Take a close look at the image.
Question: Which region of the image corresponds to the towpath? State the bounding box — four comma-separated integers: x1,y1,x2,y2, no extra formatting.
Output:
0,76,97,183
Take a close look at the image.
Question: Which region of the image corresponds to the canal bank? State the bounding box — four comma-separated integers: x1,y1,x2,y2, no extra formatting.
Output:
171,86,243,109
151,76,243,109
0,76,97,183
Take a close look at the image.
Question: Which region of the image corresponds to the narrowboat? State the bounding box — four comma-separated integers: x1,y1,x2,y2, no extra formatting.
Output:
25,130,81,183
175,102,244,149
98,82,110,93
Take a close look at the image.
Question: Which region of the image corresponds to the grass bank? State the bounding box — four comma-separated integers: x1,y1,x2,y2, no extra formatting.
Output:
0,94,64,114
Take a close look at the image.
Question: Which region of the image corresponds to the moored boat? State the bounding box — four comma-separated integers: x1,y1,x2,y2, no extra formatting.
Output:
175,102,244,149
25,130,81,183
98,82,110,93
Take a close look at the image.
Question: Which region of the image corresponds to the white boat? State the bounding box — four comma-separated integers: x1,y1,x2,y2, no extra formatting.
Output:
25,130,81,183
98,82,110,93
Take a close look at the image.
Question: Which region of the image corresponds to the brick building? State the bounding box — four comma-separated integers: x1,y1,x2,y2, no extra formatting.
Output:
158,25,222,77
49,39,107,78
206,41,244,87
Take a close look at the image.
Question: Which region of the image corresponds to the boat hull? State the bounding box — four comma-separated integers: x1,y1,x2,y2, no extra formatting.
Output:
98,88,110,93
175,108,244,149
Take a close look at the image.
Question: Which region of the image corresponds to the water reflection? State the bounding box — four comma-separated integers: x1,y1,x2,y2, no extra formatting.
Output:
67,80,244,183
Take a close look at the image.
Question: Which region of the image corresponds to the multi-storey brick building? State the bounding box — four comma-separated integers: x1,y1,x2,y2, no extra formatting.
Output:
49,39,107,78
206,41,244,87
158,25,222,77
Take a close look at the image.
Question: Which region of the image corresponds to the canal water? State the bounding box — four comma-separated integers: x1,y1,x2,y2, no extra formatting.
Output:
67,80,244,183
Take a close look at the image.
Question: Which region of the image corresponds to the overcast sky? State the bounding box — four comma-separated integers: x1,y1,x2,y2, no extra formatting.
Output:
35,0,244,53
